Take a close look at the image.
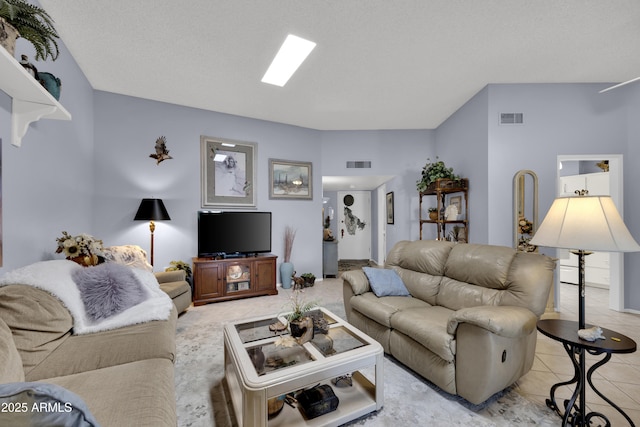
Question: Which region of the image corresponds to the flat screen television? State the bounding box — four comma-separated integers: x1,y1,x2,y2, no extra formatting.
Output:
198,211,272,257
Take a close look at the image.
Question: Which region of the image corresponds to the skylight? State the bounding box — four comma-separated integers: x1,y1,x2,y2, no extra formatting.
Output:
261,34,316,87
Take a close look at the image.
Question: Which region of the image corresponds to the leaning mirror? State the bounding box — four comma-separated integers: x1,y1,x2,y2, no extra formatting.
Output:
513,170,538,252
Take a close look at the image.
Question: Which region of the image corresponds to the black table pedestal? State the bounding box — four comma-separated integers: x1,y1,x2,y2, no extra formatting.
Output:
537,319,636,427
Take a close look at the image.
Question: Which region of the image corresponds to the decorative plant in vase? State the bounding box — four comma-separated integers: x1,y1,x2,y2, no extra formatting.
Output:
283,288,317,344
280,226,296,289
416,157,460,192
428,207,438,221
165,260,193,283
55,231,104,266
0,0,59,60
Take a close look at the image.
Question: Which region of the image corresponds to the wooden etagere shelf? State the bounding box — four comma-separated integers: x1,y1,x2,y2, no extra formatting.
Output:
419,178,469,242
0,47,71,147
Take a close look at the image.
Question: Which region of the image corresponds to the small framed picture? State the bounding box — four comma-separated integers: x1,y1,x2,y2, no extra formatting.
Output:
450,196,462,212
201,136,257,208
269,159,312,200
386,192,394,224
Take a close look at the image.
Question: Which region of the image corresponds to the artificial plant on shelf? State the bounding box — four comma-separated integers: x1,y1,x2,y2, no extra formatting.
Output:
280,226,296,289
416,157,460,192
0,0,59,60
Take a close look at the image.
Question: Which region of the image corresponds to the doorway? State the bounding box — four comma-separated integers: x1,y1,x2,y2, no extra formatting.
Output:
337,191,371,261
556,154,624,312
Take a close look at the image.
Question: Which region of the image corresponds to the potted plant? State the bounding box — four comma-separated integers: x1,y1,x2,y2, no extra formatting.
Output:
301,272,316,287
285,289,317,342
0,0,59,60
416,157,460,192
165,260,193,281
428,207,439,221
280,226,296,289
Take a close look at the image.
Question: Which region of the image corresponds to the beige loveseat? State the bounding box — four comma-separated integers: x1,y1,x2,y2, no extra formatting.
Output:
342,240,555,404
0,261,178,426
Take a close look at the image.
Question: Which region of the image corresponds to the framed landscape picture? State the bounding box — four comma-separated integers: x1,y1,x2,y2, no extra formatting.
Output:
201,136,257,208
269,159,312,200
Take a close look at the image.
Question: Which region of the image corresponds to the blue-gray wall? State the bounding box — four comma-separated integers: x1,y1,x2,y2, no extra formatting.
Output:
0,34,94,271
2,29,640,309
92,92,324,279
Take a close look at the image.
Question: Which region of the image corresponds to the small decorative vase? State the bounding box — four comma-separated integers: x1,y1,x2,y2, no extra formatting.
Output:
38,72,62,100
280,262,294,289
429,211,438,221
289,317,314,343
0,18,19,57
68,254,99,267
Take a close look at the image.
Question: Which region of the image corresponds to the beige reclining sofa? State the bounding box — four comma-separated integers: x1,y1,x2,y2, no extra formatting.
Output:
342,240,555,404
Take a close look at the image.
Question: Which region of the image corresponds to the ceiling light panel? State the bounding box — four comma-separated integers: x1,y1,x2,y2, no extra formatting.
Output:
261,34,316,87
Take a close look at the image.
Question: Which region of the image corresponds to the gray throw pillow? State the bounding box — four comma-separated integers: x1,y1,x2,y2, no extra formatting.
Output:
0,382,99,426
72,263,147,322
362,267,411,297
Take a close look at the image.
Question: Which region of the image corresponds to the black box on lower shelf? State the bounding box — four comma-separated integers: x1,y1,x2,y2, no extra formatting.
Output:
297,384,339,420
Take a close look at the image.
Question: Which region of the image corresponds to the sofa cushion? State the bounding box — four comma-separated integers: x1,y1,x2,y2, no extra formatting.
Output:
103,245,153,272
390,306,456,362
0,382,98,427
436,277,502,311
42,358,176,427
362,267,410,297
386,240,455,276
73,263,148,322
25,307,177,381
0,285,73,376
394,268,441,306
443,243,516,289
158,280,189,299
350,293,429,327
0,317,24,383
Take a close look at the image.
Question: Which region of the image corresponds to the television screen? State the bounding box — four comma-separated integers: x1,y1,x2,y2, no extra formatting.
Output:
198,211,272,257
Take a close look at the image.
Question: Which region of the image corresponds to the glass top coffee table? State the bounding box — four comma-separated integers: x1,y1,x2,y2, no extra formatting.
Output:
224,307,384,427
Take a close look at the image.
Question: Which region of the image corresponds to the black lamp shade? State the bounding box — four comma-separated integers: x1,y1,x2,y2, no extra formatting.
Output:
134,199,171,221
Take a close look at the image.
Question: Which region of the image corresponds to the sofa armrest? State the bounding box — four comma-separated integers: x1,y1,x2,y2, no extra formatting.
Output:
154,270,186,284
341,270,371,295
447,306,537,338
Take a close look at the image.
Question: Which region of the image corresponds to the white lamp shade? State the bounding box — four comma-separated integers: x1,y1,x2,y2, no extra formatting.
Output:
530,195,640,252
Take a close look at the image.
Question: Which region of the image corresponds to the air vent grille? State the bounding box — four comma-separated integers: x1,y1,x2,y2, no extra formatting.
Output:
346,161,372,169
500,113,524,125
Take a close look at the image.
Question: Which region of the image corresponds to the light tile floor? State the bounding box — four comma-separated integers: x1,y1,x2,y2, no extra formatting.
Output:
516,283,640,424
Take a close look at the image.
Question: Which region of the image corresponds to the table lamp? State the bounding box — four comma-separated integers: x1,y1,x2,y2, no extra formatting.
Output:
530,191,640,331
134,198,171,266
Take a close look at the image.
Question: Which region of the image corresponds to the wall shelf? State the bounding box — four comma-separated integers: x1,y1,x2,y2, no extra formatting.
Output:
0,47,71,147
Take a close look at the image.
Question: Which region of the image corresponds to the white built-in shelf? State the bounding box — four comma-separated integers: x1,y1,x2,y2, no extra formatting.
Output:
0,46,71,147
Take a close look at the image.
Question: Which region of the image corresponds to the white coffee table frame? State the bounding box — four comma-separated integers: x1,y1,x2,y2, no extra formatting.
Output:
224,307,384,427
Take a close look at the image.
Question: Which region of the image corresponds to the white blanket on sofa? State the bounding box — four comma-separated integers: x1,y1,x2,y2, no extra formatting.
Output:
0,260,173,335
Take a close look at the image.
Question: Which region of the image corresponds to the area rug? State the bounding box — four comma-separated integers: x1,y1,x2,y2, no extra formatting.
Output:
174,279,559,426
338,259,372,272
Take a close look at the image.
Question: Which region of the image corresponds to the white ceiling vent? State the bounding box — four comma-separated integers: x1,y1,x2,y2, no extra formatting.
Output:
500,113,524,125
346,161,372,169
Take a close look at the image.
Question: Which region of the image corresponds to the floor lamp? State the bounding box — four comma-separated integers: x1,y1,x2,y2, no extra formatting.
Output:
134,198,171,267
529,191,640,331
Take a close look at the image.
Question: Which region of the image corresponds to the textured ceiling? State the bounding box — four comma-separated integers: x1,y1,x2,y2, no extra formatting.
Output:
38,0,640,131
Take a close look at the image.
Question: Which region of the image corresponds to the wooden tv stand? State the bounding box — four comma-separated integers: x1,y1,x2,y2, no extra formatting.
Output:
192,254,278,305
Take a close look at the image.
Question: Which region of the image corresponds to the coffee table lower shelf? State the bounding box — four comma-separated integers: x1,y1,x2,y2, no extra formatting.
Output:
226,370,377,427
223,307,384,427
